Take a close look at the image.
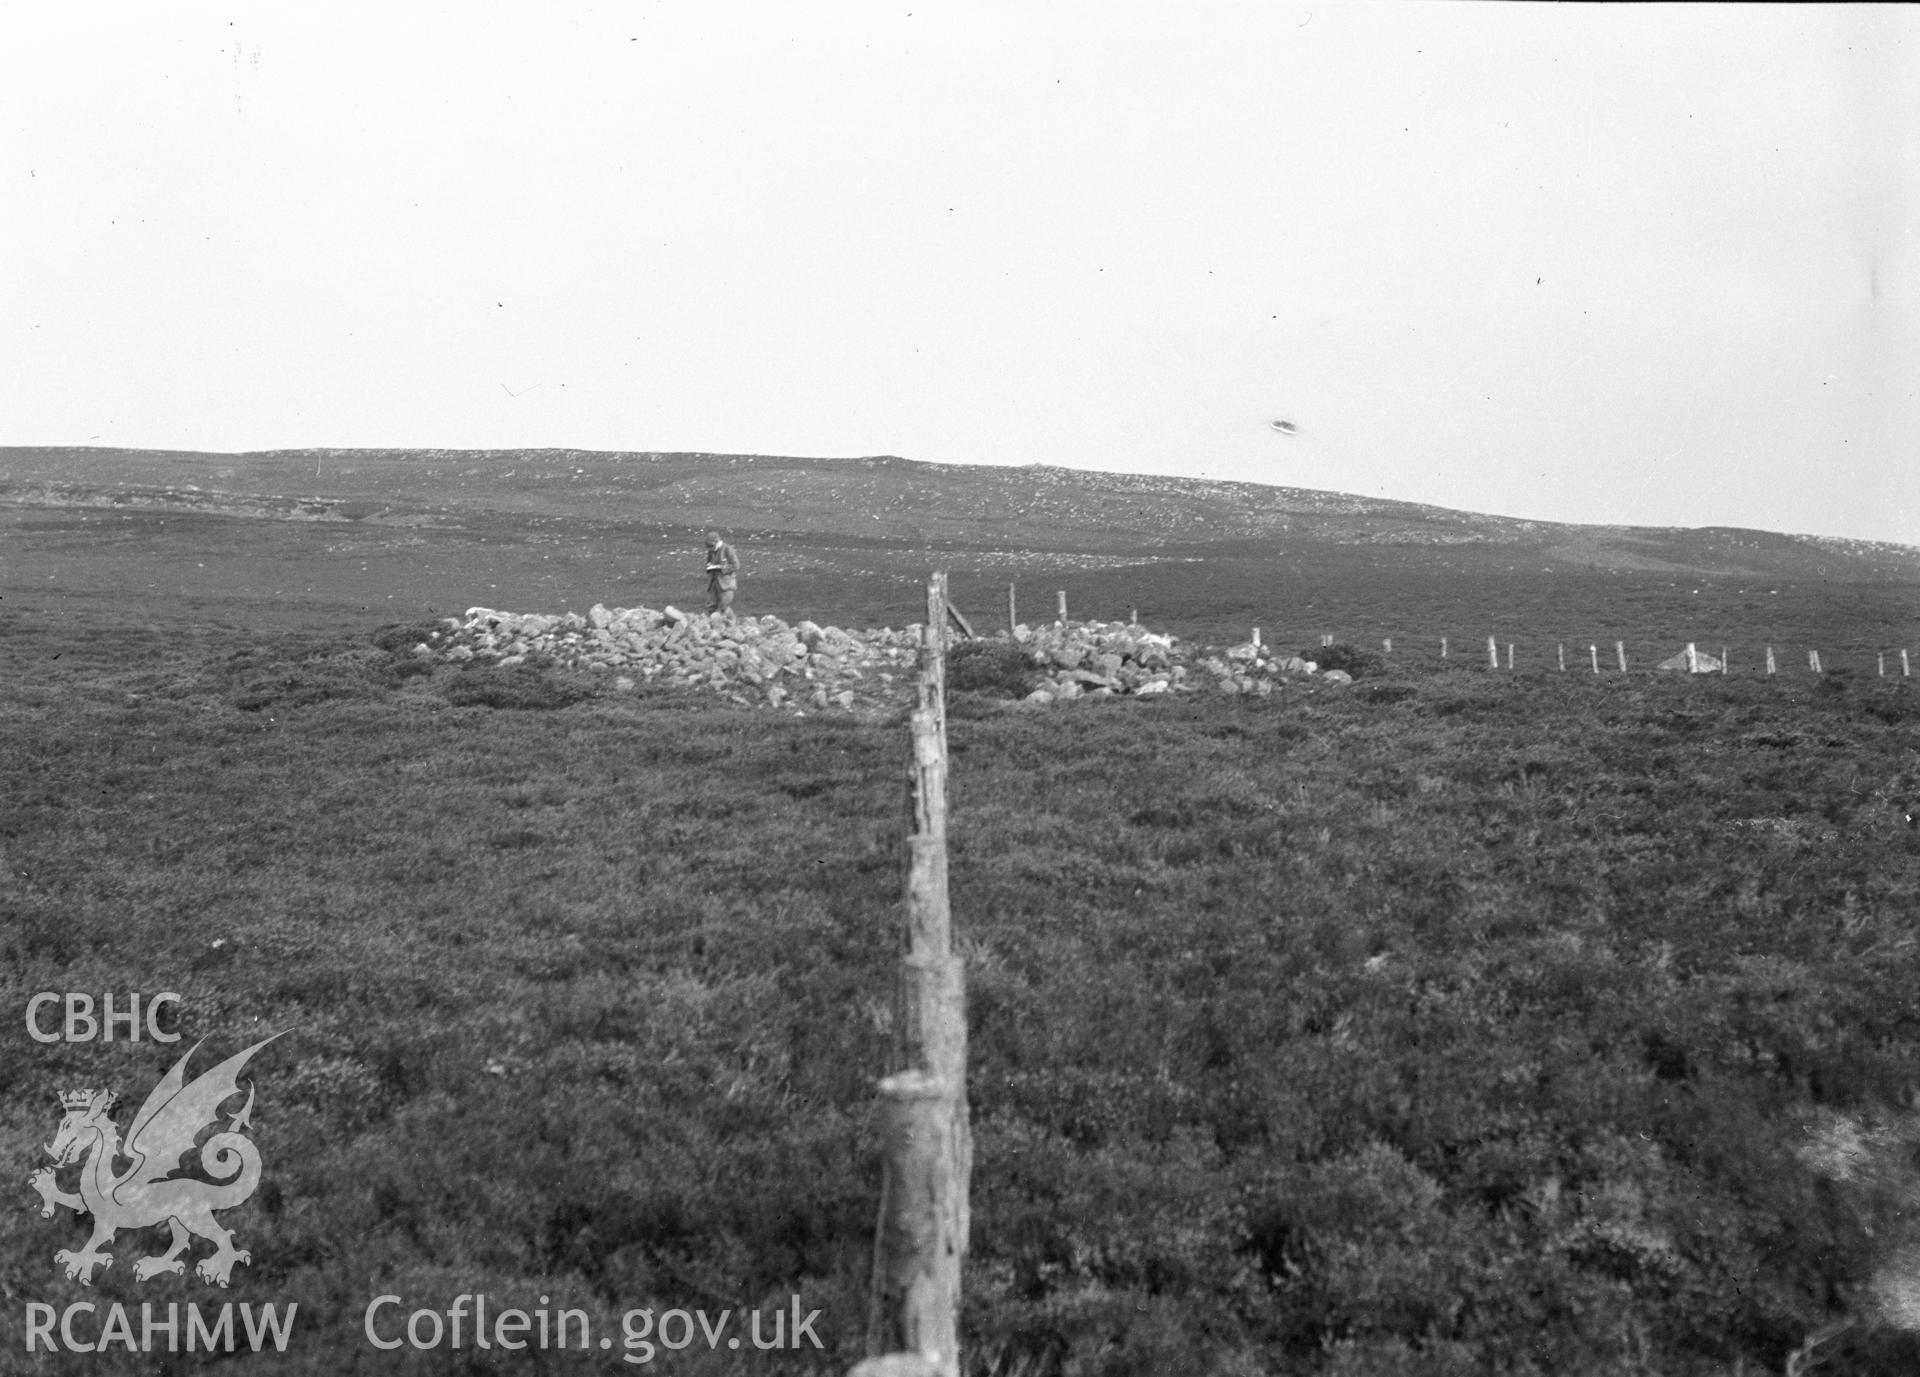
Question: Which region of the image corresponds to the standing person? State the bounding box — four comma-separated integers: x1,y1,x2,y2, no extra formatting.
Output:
703,531,740,618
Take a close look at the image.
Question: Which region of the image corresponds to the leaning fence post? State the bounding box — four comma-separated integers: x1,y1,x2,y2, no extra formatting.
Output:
1809,649,1822,674
865,573,969,1377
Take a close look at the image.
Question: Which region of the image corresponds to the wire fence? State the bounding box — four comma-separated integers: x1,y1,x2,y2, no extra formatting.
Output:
992,585,1914,679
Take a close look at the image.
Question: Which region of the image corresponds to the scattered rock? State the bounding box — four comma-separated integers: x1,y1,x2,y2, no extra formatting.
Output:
425,606,1343,712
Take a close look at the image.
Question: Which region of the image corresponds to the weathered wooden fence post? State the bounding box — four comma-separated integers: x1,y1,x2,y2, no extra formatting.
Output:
1441,636,1449,659
1006,583,1016,635
924,575,948,742
1721,646,1728,675
1904,649,1912,678
1590,644,1599,674
1056,590,1068,624
860,572,969,1377
1810,649,1823,674
1686,643,1698,674
1879,652,1886,678
1486,636,1498,671
1383,637,1392,655
1557,643,1565,672
1766,645,1776,676
1506,642,1515,671
1616,641,1628,674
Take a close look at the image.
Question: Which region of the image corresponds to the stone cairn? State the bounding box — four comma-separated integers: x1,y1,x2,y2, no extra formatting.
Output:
418,604,1349,713
1010,618,1348,703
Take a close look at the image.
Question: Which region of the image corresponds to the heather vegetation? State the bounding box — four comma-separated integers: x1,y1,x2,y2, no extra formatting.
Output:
4,612,1918,1375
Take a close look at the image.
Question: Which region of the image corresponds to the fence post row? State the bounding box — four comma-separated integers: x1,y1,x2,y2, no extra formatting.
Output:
994,586,1900,679
860,572,970,1377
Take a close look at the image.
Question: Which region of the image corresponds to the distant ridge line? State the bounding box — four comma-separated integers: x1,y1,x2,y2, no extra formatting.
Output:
3,444,1917,569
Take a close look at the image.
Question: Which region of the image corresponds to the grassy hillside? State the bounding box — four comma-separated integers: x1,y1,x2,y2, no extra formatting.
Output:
3,450,1917,671
4,447,1918,1372
5,447,1917,577
5,617,1920,1373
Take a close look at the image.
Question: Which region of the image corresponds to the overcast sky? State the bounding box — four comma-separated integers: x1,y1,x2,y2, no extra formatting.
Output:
5,4,1916,544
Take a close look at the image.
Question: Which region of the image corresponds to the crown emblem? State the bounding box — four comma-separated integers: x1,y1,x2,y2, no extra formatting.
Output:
58,1089,98,1111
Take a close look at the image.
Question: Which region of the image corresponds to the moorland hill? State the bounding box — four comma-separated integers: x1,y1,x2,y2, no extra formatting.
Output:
4,450,1920,1372
3,447,1915,655
6,445,1918,580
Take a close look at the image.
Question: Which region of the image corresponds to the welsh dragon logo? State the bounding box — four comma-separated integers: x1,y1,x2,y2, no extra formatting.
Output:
27,1033,284,1287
